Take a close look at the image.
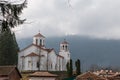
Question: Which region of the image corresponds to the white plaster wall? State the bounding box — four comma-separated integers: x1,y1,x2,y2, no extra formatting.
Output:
48,51,57,71
18,45,49,71
18,43,69,71
56,56,63,71
59,51,70,70
33,37,45,46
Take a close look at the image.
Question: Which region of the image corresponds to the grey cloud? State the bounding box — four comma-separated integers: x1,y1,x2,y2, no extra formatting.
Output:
15,0,120,39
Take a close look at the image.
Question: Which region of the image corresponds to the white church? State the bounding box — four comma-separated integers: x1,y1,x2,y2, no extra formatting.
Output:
18,32,71,71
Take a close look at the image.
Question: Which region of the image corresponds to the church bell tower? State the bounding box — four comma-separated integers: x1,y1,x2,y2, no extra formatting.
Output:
33,32,45,48
59,39,71,70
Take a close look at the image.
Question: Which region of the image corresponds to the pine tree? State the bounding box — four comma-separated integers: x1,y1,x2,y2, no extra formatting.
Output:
0,0,27,31
0,0,27,65
70,59,73,76
66,59,73,77
75,59,81,76
66,62,70,76
0,28,19,65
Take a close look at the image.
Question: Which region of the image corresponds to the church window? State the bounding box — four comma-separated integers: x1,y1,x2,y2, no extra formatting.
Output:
37,61,39,68
36,39,38,45
51,64,52,69
43,40,44,45
65,45,67,51
28,61,31,68
63,45,64,50
55,64,57,70
40,39,42,45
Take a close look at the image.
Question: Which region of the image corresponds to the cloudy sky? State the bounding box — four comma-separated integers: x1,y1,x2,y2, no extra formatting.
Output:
14,0,120,40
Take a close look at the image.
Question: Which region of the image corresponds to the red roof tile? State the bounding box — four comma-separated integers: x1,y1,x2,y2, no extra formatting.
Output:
76,72,105,80
0,66,22,78
19,44,54,53
61,39,69,44
29,72,58,77
45,48,54,53
34,33,45,38
57,54,64,58
25,52,39,57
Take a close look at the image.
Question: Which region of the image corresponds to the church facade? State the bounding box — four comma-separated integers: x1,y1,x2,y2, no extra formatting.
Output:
18,33,71,71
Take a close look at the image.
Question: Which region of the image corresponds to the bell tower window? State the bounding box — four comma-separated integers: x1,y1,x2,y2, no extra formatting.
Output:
63,45,64,50
36,39,38,45
65,45,67,51
40,39,42,46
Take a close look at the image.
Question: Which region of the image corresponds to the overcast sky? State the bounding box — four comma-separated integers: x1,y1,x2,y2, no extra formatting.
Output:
13,0,120,40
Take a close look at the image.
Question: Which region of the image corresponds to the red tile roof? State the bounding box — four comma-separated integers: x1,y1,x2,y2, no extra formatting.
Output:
45,48,54,53
29,72,58,77
76,72,105,80
0,66,22,78
34,33,45,38
61,39,69,44
19,44,54,53
57,54,64,58
25,52,39,57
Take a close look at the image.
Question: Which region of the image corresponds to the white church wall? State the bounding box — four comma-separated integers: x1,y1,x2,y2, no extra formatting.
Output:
37,49,48,71
18,33,71,71
56,57,63,71
48,51,57,71
59,51,70,71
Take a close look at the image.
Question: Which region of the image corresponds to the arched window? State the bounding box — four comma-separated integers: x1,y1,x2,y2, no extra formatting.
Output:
51,63,52,69
37,61,39,68
65,45,67,51
28,61,31,68
63,45,64,50
36,39,38,45
40,39,42,46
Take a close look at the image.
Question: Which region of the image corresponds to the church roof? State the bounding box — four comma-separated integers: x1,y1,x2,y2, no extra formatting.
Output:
34,32,45,38
61,39,69,44
25,52,39,57
19,44,54,53
29,72,58,77
57,54,64,58
45,48,54,53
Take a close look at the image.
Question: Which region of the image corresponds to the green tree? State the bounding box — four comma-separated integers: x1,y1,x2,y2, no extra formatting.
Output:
66,59,73,77
66,62,70,76
0,0,27,65
0,28,19,65
0,0,27,31
75,59,81,76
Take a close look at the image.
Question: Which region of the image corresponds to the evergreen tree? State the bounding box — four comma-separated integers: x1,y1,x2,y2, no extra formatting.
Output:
66,59,73,77
0,0,27,65
66,62,70,76
75,59,81,76
70,59,73,76
0,0,27,31
0,28,19,65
